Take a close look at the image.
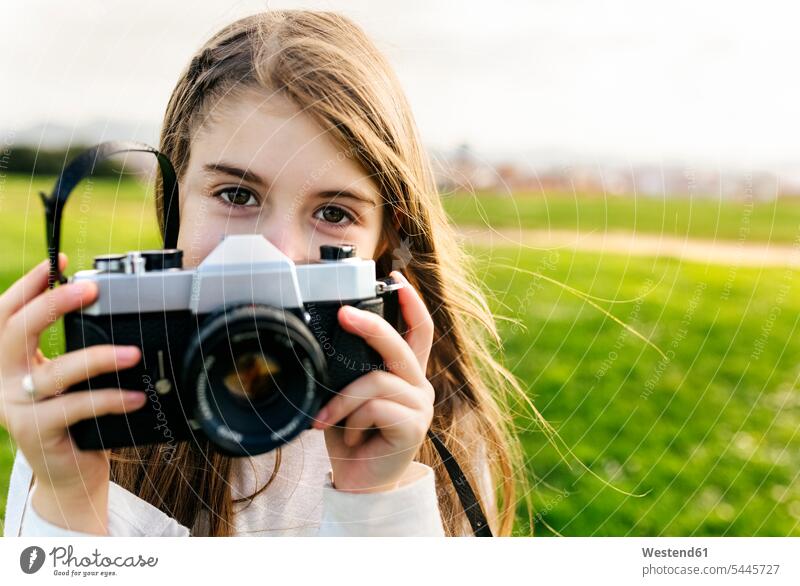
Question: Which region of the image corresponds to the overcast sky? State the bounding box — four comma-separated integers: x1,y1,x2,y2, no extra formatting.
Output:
2,0,800,170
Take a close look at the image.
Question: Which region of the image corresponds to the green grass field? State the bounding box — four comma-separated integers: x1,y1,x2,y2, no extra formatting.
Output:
475,246,800,535
1,175,798,535
443,189,800,244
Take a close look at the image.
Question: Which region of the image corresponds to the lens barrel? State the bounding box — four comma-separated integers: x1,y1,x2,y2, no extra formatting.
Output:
182,304,329,456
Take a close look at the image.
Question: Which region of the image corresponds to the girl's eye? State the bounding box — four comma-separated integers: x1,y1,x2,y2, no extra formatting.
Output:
313,205,354,226
215,187,259,207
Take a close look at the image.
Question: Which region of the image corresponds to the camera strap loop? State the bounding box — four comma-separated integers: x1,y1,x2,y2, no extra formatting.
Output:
428,429,494,537
39,140,180,289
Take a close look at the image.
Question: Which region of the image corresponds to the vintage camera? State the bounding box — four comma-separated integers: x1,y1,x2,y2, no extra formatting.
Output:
63,234,402,456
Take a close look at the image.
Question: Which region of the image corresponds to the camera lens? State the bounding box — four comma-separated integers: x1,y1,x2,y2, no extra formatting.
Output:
182,304,329,456
222,352,282,408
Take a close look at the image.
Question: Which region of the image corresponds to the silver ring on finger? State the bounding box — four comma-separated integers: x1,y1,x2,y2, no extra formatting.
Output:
21,373,39,401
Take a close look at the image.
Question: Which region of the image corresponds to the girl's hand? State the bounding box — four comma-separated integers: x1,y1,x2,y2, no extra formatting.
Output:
313,271,435,493
0,255,146,533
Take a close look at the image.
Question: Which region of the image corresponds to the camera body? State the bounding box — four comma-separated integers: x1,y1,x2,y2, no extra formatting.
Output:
63,234,402,457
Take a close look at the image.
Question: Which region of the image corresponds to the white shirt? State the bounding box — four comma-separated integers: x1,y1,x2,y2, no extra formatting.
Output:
3,428,446,537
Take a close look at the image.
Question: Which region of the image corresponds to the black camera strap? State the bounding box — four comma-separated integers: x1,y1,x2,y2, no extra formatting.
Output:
39,140,181,289
428,430,493,536
40,141,493,537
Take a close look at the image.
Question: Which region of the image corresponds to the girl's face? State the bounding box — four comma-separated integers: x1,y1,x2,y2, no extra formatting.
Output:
176,89,385,268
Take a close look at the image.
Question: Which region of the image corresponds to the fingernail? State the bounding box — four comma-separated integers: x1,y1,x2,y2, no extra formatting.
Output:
315,406,330,427
340,305,359,317
124,391,146,404
116,346,140,361
393,271,409,284
73,281,96,296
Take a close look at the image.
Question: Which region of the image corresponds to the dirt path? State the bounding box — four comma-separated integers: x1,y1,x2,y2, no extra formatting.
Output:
456,226,800,267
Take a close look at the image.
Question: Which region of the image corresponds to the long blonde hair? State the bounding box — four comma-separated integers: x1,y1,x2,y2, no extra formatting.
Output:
110,9,531,536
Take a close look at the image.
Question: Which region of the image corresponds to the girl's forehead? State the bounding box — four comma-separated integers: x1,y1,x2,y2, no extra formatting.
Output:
191,90,376,190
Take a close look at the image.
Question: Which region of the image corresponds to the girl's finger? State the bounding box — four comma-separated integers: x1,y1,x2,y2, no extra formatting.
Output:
0,254,67,326
390,271,434,372
337,304,425,386
35,388,147,436
342,399,425,448
4,280,98,361
313,369,426,429
24,345,141,401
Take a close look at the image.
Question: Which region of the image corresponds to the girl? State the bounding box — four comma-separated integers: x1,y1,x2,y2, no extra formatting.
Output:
1,10,525,537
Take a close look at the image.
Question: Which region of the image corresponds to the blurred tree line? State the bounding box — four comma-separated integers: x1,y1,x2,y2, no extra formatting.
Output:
2,145,119,176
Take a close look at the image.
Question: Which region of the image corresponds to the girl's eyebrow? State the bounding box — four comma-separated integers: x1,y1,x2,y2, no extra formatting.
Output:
317,190,378,207
203,162,268,187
